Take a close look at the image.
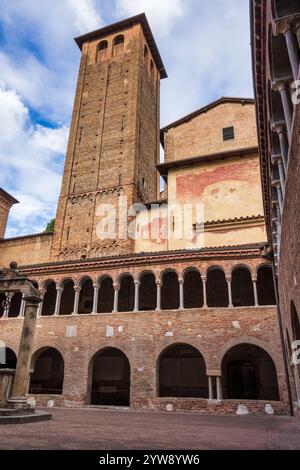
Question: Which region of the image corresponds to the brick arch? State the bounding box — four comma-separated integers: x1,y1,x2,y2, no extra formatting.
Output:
31,342,66,366
57,277,74,289
155,340,209,370
137,270,157,282
156,342,209,399
160,268,179,283
216,337,281,373
231,263,254,278
87,345,131,406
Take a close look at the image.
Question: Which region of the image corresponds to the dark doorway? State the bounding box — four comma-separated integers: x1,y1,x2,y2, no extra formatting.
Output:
30,348,64,394
41,281,57,316
139,273,156,311
183,270,203,309
8,293,22,318
118,276,134,312
222,344,280,400
0,347,17,369
161,271,179,310
232,267,255,307
91,348,130,406
207,268,229,308
79,278,94,314
59,280,75,315
257,266,276,305
97,277,114,313
159,344,208,398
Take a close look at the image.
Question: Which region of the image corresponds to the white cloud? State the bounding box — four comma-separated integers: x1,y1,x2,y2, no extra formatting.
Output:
0,83,69,237
116,0,185,35
67,0,103,33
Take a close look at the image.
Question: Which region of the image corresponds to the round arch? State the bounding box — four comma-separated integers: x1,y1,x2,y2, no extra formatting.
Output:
221,343,280,401
231,265,255,307
0,344,17,369
161,269,179,310
88,347,130,406
29,347,64,395
157,343,208,399
138,271,156,311
206,266,228,308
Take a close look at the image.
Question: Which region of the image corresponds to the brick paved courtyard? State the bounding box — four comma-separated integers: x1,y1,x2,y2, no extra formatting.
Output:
0,408,299,450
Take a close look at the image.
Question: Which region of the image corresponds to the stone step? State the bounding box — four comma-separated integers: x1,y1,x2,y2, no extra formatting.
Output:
0,411,52,425
0,407,34,416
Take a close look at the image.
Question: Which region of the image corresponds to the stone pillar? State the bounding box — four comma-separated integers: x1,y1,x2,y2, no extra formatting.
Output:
134,280,140,312
284,27,300,82
272,180,283,214
179,278,184,310
296,23,300,50
208,376,214,400
277,81,293,134
272,154,286,197
156,281,161,311
37,290,45,317
216,377,222,401
113,283,119,313
227,277,233,308
92,284,99,314
72,286,81,315
19,293,26,318
201,276,208,308
54,287,63,316
252,276,259,307
11,296,41,399
274,125,289,172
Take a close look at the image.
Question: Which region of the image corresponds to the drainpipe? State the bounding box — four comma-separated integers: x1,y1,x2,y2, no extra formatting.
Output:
272,262,294,417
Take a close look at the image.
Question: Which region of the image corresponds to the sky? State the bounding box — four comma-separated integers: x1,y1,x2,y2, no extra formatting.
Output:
0,0,254,238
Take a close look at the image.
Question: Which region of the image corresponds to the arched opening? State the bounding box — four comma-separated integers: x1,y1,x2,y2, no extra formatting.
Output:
113,35,124,57
161,271,179,310
0,346,17,369
231,267,255,307
8,293,22,318
159,344,208,398
207,268,229,308
97,40,108,61
41,281,57,316
0,293,6,317
78,278,94,314
139,272,156,311
90,348,130,406
291,302,300,376
30,348,64,395
273,0,300,18
59,280,75,315
269,33,293,81
183,270,203,308
118,275,134,312
221,344,280,400
269,87,286,125
97,277,114,313
257,266,276,305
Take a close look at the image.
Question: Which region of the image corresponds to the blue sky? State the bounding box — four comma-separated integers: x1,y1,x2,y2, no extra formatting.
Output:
0,0,253,237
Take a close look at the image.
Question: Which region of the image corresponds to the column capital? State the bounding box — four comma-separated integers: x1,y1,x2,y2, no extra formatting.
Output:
134,280,140,287
252,275,257,283
226,276,232,283
201,275,207,282
271,79,288,93
155,280,162,287
178,278,184,285
74,286,82,293
271,153,283,165
271,179,281,189
272,121,287,134
93,283,99,289
113,282,120,291
56,286,63,293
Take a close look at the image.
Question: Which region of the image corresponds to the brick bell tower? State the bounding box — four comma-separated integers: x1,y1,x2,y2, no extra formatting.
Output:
50,14,167,262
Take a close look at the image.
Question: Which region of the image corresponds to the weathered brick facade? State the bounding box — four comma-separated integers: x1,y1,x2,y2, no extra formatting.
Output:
0,13,293,415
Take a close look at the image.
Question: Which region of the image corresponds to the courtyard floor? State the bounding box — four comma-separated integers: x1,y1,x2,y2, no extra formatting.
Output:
0,407,299,450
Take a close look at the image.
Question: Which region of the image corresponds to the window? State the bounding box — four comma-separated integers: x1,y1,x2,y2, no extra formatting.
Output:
222,126,235,141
